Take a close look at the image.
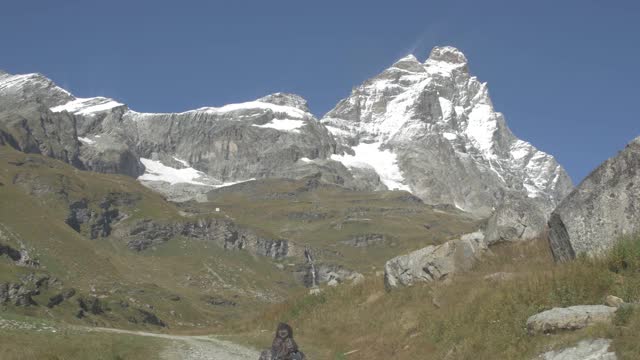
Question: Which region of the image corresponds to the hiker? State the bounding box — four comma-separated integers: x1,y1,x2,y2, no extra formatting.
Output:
259,322,305,360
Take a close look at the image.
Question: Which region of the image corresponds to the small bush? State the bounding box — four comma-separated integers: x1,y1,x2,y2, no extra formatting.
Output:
607,236,640,273
614,304,634,326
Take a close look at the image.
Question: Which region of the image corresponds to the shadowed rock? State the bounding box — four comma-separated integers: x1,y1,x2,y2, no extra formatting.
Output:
548,137,640,261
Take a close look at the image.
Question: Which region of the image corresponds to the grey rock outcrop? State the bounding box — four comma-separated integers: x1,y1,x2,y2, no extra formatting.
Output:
384,231,486,289
0,282,37,306
485,196,548,245
340,233,387,247
322,46,573,217
65,193,139,239
0,273,53,307
78,133,144,178
526,305,617,334
535,339,617,360
548,137,640,262
257,93,310,112
117,218,293,260
0,225,39,267
0,73,81,167
294,262,362,288
47,288,76,308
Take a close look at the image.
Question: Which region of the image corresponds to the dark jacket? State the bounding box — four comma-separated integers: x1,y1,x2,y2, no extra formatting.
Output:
270,323,304,360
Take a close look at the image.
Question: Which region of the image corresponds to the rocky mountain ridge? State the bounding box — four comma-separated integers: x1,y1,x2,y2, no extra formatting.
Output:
0,46,572,219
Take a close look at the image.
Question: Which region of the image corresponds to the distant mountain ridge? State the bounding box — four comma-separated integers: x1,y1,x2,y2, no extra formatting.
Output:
0,46,573,214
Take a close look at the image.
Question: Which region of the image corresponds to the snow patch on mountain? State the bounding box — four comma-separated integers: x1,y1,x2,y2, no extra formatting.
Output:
51,97,124,115
78,137,95,145
139,158,211,186
193,100,307,119
138,157,257,189
465,104,498,158
331,142,410,191
252,119,306,132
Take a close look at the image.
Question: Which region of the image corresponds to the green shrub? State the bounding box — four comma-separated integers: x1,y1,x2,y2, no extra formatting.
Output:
614,304,635,326
607,235,640,273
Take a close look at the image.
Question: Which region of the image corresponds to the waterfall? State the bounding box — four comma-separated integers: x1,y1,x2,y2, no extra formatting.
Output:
304,247,317,288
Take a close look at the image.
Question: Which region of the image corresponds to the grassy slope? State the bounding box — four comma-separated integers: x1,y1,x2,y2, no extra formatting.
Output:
0,144,477,339
203,178,479,273
0,145,296,330
242,237,640,360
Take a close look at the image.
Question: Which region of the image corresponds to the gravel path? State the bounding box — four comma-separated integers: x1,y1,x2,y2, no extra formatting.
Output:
89,327,260,360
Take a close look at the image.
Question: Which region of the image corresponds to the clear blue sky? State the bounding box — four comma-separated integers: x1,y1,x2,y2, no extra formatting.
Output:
2,0,638,184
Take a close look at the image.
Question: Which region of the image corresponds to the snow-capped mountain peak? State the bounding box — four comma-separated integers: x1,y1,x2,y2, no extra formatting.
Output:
426,46,468,65
257,92,310,113
322,46,573,215
391,54,425,72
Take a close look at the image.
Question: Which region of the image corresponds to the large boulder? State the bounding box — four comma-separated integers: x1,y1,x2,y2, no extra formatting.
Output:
548,137,640,262
384,231,486,289
485,196,548,245
526,305,616,334
535,339,617,360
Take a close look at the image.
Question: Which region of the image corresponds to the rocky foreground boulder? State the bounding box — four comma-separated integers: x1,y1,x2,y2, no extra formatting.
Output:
548,137,640,262
535,339,617,360
484,196,548,245
384,231,486,289
526,305,617,334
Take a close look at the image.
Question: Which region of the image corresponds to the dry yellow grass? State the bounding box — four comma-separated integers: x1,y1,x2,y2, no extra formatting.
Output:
242,237,640,360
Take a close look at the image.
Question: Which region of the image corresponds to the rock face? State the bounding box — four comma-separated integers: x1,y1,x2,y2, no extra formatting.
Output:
0,72,353,200
322,46,573,216
526,305,617,334
384,231,486,289
65,193,140,239
548,137,640,262
0,273,53,307
294,262,363,288
340,233,387,247
116,218,294,260
536,339,617,360
485,197,548,245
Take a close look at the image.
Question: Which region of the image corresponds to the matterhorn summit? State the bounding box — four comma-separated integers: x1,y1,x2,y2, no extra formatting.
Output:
322,46,573,216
